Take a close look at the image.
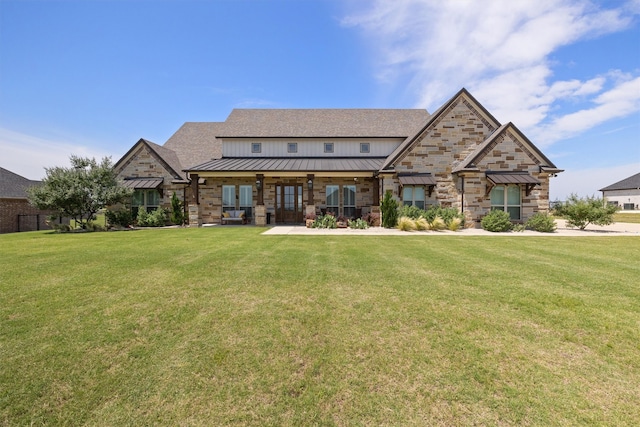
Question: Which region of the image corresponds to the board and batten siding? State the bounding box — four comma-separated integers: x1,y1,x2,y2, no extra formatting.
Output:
221,138,404,157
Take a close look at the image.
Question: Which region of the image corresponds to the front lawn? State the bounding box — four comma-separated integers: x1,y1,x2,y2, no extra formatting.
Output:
1,228,639,425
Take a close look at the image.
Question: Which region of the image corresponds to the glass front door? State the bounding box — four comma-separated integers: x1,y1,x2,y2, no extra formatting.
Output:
276,184,303,223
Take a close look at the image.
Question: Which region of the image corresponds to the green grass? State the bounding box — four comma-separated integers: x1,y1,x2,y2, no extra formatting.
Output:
615,212,640,224
1,228,639,426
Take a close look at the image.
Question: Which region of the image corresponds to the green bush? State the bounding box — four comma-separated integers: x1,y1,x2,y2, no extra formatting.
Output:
397,205,423,220
313,214,337,229
137,208,168,227
381,190,398,228
554,194,619,230
105,208,134,228
525,212,556,232
481,209,513,232
348,218,369,229
170,192,186,225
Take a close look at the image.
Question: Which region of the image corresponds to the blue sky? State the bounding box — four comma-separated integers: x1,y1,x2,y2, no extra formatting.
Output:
1,0,638,201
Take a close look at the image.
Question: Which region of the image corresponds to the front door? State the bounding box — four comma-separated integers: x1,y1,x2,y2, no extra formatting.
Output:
276,184,303,224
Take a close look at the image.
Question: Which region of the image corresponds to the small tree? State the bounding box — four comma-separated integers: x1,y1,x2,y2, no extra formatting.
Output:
555,194,619,230
27,156,132,228
380,190,399,228
170,192,185,225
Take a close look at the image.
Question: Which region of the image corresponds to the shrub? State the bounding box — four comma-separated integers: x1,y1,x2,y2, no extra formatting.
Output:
526,212,556,233
430,216,446,231
381,190,398,228
397,216,416,231
105,208,134,228
313,214,337,229
415,217,430,231
554,194,618,230
447,217,462,231
170,192,186,225
481,209,513,232
348,218,369,229
398,205,423,220
422,206,465,229
137,208,167,227
363,212,380,227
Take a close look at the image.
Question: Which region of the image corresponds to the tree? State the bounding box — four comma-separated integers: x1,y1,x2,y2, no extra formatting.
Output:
554,193,619,230
170,192,186,225
380,190,399,228
28,156,132,228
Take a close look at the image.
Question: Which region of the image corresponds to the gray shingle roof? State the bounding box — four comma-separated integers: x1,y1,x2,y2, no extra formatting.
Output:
219,109,429,138
189,157,387,173
0,167,40,199
600,172,640,191
163,122,225,170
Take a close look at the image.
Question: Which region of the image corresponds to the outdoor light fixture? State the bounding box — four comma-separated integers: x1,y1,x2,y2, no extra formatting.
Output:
256,179,262,191
307,179,313,190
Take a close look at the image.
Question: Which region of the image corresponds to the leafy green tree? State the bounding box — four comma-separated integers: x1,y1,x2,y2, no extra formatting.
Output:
554,193,619,230
380,190,399,228
170,192,186,225
28,156,132,228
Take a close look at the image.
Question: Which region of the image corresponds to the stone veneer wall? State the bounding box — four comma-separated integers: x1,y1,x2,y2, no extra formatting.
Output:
391,98,496,210
116,144,186,212
196,176,377,224
463,131,550,222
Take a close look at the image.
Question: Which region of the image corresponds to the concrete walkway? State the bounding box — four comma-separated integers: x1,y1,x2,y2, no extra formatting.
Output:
262,219,640,236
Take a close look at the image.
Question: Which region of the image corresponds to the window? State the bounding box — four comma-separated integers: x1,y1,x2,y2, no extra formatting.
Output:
239,185,253,220
343,185,356,218
490,185,521,220
402,186,425,209
222,185,236,212
251,143,261,153
132,189,160,216
326,185,339,215
288,142,298,153
324,142,334,153
360,142,370,153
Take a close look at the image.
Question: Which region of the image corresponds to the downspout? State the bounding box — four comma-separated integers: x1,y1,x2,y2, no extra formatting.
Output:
460,175,465,215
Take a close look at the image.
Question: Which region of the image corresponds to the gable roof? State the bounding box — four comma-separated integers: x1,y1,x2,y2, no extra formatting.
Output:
380,88,501,171
163,122,224,170
600,172,640,191
218,109,429,138
0,167,40,199
452,122,560,173
114,138,185,180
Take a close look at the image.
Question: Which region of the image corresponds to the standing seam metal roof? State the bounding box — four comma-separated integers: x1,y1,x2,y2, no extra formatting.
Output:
189,157,387,172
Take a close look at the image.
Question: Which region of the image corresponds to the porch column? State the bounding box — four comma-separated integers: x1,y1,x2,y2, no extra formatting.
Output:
188,173,201,227
306,174,316,219
373,176,380,206
256,174,264,206
190,173,199,205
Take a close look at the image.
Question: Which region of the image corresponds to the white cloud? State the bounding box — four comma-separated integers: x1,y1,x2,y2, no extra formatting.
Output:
0,127,109,180
343,0,640,146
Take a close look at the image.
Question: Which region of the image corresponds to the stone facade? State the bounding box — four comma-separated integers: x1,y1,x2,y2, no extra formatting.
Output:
114,88,561,228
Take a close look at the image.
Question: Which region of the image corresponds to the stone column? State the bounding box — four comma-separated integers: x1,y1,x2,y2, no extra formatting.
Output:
255,204,266,227
188,204,201,227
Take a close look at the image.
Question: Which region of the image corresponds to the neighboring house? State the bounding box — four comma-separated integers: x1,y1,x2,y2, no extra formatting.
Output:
600,172,640,210
114,88,562,226
0,167,50,233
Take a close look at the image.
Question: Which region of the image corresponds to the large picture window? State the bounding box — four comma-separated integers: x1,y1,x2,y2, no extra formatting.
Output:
343,185,356,218
132,189,160,216
239,185,253,220
326,185,339,216
490,185,521,220
402,186,425,209
222,185,236,212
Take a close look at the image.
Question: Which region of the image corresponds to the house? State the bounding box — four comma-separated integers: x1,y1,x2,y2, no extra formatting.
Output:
0,167,51,233
600,172,640,210
114,88,562,226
